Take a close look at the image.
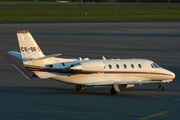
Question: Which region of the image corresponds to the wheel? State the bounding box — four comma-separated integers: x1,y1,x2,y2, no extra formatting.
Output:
158,84,165,91
110,88,117,95
76,85,85,92
77,87,83,92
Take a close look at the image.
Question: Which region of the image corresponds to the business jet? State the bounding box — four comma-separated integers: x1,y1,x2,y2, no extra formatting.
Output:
7,30,175,95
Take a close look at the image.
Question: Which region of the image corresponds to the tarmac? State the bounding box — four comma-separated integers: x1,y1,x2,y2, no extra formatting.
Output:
0,22,180,120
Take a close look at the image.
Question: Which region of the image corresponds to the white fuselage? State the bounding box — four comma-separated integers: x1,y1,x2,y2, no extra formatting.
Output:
30,58,175,86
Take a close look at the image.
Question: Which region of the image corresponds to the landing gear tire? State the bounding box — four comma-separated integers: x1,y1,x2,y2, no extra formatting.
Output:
76,85,85,92
158,84,164,91
110,88,117,95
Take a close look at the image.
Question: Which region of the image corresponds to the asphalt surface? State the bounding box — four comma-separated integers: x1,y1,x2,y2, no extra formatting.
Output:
0,22,180,120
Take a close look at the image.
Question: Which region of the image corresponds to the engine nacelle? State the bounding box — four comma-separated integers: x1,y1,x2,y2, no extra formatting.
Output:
70,60,105,73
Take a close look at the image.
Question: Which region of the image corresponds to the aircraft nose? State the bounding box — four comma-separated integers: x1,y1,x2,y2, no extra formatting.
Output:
163,68,175,80
167,69,175,79
170,71,175,79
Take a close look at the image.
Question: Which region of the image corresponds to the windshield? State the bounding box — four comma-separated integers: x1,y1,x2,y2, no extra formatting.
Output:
151,63,161,68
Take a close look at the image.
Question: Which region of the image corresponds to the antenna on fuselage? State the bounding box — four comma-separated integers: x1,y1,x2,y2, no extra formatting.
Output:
79,57,82,61
102,56,106,60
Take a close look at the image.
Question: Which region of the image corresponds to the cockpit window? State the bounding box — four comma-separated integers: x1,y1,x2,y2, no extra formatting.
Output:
151,63,161,68
151,64,154,68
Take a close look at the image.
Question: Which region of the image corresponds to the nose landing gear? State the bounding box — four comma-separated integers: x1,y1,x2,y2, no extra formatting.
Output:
158,84,164,91
76,85,85,92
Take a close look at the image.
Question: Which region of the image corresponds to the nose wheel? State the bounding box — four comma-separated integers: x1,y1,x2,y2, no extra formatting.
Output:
76,85,85,92
158,84,164,91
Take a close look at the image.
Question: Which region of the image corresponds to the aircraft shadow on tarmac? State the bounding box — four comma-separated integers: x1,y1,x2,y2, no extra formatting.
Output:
0,86,176,98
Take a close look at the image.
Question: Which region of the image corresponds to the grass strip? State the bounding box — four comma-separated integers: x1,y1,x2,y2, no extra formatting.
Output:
0,7,180,22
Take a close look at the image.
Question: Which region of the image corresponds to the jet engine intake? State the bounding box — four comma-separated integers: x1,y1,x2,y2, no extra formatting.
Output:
70,60,105,73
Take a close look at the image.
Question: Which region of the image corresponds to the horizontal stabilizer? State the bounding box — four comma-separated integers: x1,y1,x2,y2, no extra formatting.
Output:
8,51,61,61
8,51,22,60
33,54,61,60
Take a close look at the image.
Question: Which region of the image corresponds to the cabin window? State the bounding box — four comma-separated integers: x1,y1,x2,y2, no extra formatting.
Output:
138,64,142,68
124,64,127,69
116,64,119,69
131,64,134,69
109,64,112,69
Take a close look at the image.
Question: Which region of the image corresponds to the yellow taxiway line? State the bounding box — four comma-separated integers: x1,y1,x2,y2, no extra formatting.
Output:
139,111,170,120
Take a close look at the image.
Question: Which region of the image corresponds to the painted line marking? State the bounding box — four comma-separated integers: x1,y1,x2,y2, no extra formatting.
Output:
151,96,164,99
135,41,180,54
139,111,170,120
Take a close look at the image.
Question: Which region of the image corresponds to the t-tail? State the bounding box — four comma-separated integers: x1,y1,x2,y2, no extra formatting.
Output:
7,30,63,79
9,30,63,69
17,30,45,61
6,30,46,80
16,30,51,70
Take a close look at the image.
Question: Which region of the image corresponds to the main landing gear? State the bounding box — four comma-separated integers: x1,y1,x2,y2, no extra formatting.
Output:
76,85,85,92
110,84,120,95
158,84,165,91
76,84,120,95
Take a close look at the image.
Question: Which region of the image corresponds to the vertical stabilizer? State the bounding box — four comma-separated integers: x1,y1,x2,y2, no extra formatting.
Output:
17,30,45,61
